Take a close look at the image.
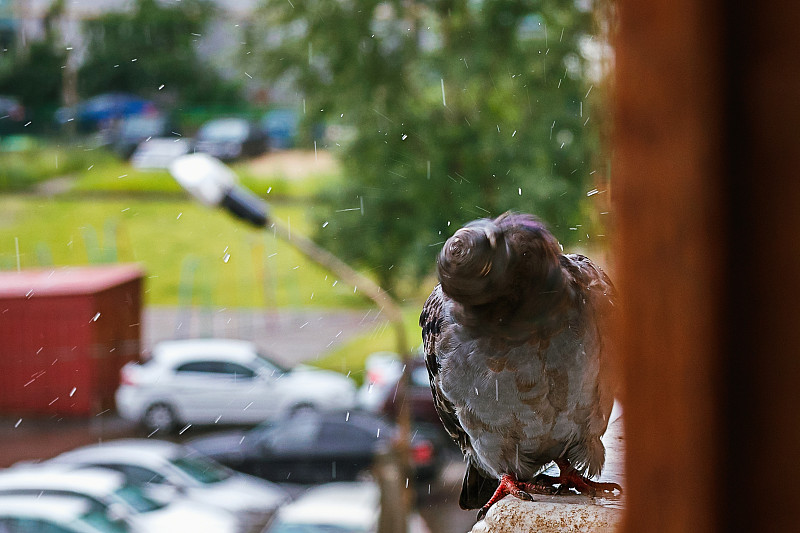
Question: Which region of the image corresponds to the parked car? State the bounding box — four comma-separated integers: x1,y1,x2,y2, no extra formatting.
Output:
265,481,430,533
357,352,441,428
116,338,357,432
0,494,133,533
194,118,267,161
47,439,289,533
0,465,236,533
56,93,157,133
111,114,179,159
187,409,442,484
260,108,298,150
130,137,192,170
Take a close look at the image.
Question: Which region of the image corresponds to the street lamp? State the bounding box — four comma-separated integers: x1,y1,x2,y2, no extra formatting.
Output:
169,153,413,532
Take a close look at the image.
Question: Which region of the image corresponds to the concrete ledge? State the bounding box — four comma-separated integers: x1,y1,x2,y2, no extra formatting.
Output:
471,494,622,533
469,406,625,533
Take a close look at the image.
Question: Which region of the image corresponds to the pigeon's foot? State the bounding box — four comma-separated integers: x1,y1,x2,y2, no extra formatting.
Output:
540,458,622,496
476,473,555,520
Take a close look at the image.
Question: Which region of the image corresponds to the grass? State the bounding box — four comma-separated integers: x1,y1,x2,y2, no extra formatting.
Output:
0,144,109,191
0,195,375,309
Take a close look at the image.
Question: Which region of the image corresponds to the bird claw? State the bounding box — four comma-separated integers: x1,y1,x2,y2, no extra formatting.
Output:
516,490,534,501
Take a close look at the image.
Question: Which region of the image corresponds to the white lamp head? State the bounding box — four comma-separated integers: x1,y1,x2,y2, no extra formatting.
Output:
169,152,237,207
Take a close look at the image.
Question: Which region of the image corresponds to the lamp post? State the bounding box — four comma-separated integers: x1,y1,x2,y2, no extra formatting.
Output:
169,153,413,532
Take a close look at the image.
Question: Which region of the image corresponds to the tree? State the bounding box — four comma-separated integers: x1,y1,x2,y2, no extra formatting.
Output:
250,0,602,292
0,0,65,109
78,0,241,104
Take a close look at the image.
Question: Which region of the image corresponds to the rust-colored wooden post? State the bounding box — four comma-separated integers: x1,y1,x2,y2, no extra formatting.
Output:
614,1,800,532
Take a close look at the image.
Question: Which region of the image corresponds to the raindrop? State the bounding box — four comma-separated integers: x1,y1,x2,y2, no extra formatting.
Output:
377,429,381,438
91,313,101,322
178,424,192,435
14,419,21,428
346,411,350,421
70,387,76,397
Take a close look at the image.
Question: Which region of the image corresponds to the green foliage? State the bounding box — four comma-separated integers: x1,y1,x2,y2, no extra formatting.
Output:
78,0,242,104
250,0,602,292
0,41,64,109
0,146,107,191
0,0,65,109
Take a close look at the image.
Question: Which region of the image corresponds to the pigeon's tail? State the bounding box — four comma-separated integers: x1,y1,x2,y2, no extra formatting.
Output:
459,462,498,510
567,436,606,479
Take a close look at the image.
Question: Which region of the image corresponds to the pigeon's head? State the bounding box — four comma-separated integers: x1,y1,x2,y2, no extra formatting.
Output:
437,218,511,305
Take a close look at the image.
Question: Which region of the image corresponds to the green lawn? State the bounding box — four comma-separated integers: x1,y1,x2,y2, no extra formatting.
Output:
0,195,378,309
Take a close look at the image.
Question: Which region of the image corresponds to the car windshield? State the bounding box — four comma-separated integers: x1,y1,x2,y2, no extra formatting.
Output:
253,352,290,375
77,508,131,533
170,456,232,484
120,116,165,137
197,119,248,141
112,484,165,513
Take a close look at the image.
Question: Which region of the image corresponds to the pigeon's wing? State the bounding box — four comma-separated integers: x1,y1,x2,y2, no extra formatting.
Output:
421,285,495,509
420,285,470,450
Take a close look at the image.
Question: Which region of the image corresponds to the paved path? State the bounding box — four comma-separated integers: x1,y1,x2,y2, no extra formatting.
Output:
143,306,387,365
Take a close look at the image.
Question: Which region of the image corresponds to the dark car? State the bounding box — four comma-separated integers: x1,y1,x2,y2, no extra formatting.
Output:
187,410,441,485
111,114,179,159
56,92,157,132
193,118,267,161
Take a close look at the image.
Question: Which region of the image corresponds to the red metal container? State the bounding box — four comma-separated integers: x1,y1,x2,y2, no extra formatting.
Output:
0,265,144,417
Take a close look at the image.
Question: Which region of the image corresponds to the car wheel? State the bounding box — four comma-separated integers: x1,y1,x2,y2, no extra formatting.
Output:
143,403,178,433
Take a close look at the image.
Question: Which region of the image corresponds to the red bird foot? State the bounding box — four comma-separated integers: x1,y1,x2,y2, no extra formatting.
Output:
535,458,623,496
476,473,556,520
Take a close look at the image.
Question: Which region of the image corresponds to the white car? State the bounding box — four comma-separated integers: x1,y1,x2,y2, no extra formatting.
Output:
0,494,133,533
47,439,290,533
0,465,237,533
266,481,430,533
116,338,357,432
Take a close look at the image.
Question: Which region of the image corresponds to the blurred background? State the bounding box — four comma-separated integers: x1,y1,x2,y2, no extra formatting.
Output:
0,0,612,532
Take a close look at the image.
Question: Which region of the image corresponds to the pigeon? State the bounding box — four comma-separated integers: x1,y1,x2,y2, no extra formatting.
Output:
419,212,621,520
